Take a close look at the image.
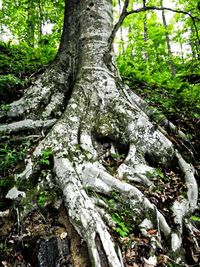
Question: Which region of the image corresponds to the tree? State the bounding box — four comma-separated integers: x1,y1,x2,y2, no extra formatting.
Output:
142,0,149,63
160,0,175,78
0,0,198,266
0,0,64,47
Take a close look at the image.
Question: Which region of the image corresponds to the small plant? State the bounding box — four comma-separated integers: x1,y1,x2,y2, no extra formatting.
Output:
111,213,129,237
0,144,26,173
103,153,125,175
37,191,48,207
0,104,10,112
106,166,116,175
190,215,200,222
147,168,169,182
0,74,23,89
110,152,125,161
39,148,53,166
106,192,134,238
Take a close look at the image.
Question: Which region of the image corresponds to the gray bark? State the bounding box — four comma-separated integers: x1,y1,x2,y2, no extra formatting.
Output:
1,0,198,266
160,0,176,78
26,0,35,47
143,0,149,62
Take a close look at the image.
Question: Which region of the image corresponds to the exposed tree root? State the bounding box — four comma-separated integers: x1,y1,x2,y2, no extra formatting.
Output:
175,150,198,210
1,83,198,267
80,162,171,237
1,65,199,267
0,119,56,134
1,0,199,264
0,67,69,121
54,157,123,267
124,85,187,139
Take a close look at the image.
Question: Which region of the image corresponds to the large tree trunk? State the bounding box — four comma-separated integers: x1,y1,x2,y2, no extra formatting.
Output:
0,0,199,266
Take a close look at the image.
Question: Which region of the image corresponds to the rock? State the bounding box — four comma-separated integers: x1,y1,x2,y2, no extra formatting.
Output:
5,186,26,200
37,236,71,267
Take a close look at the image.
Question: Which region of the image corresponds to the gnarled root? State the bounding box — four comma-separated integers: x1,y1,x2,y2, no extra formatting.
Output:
2,69,199,266
0,67,70,122
54,157,123,267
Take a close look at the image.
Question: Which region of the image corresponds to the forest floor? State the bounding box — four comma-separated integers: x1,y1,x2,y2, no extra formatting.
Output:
121,101,200,266
0,77,200,267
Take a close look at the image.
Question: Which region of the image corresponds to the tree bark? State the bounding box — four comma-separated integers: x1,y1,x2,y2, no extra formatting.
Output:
1,0,199,266
26,0,35,47
143,0,149,63
160,0,176,78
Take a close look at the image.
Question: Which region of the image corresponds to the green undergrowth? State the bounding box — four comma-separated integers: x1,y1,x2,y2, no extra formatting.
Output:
107,192,135,238
0,41,57,104
0,141,58,212
190,215,200,222
0,139,32,210
0,140,30,176
122,76,200,120
39,148,53,167
0,142,54,182
84,189,138,238
117,55,200,120
103,152,126,175
118,66,200,170
22,186,62,210
0,41,56,75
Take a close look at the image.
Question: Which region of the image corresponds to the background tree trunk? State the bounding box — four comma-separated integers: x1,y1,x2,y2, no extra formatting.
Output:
26,0,35,47
160,0,176,78
143,0,149,63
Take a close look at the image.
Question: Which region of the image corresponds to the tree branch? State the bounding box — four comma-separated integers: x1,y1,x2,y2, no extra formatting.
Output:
127,6,200,20
0,119,56,134
109,5,200,47
108,0,129,48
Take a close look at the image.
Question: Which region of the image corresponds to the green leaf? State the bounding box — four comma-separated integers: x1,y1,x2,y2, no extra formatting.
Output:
190,216,200,222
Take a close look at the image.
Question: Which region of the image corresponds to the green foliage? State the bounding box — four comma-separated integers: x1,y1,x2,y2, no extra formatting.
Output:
86,191,134,238
190,215,200,222
0,41,56,75
36,191,48,207
116,0,200,120
119,64,200,119
0,74,23,88
0,0,62,76
174,83,200,117
0,103,10,112
0,143,26,174
106,193,136,238
147,168,170,184
1,0,64,47
111,213,130,237
39,148,53,166
110,153,125,161
0,41,57,104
